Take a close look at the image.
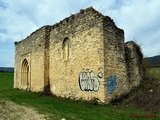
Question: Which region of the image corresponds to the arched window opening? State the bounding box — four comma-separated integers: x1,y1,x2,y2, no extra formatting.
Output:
62,37,70,61
21,59,30,89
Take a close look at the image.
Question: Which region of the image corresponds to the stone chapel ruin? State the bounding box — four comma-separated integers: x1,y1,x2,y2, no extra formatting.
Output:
14,7,143,104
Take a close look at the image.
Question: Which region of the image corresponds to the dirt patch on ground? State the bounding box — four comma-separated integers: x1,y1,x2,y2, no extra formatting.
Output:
0,99,48,120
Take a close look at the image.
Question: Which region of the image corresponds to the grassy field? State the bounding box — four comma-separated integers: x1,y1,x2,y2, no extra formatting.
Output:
148,68,160,80
0,72,160,120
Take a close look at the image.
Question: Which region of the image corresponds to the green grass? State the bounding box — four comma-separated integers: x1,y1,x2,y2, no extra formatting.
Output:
0,72,160,120
148,68,160,80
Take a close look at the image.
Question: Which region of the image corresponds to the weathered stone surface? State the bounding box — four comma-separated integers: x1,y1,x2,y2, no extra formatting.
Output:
14,7,143,104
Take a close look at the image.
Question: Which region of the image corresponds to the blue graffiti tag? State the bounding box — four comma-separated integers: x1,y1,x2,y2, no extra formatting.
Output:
106,75,117,94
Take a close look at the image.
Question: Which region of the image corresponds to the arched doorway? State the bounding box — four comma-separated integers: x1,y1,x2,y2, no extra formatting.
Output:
21,59,30,89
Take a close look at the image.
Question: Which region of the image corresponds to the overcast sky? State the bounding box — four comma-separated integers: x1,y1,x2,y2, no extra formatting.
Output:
0,0,160,67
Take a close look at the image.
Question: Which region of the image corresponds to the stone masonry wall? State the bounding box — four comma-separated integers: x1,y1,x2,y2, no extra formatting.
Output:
103,16,129,103
49,7,105,102
43,26,51,93
14,26,47,91
14,7,143,104
125,41,143,88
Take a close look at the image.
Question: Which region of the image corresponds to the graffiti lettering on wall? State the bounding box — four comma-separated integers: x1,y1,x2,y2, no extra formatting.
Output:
79,70,100,92
106,75,117,94
97,72,103,78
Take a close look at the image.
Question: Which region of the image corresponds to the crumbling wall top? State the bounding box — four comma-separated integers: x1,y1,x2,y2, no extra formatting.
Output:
125,41,143,61
15,6,118,45
14,25,51,45
51,6,104,29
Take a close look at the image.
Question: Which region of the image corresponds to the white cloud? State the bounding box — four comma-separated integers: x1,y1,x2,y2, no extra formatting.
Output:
95,0,160,57
0,0,160,67
0,1,37,41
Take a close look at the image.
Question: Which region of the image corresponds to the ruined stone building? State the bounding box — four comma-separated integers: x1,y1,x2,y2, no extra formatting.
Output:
14,7,143,104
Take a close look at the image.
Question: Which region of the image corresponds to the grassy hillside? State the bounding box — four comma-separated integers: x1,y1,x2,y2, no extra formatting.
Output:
145,55,160,68
116,68,160,114
0,72,159,120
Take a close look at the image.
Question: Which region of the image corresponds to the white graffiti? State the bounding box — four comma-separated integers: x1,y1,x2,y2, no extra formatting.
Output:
79,70,100,92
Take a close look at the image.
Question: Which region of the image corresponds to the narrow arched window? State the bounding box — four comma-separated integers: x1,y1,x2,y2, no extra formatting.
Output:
62,37,70,61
